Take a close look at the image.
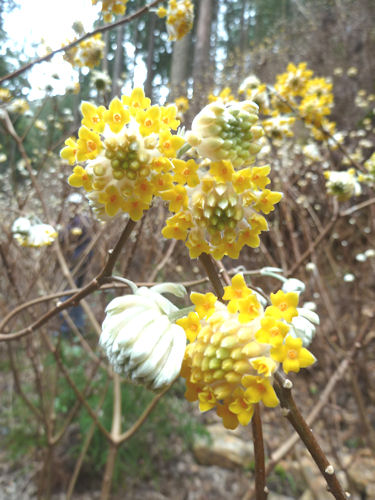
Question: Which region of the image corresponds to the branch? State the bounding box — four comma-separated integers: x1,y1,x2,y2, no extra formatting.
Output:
243,320,371,500
0,219,137,341
0,0,165,85
251,404,267,500
198,253,225,299
273,372,348,500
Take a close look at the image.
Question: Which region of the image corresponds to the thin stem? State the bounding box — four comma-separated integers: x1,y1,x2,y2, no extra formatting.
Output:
251,404,267,500
117,381,173,443
198,253,224,299
100,374,122,500
66,379,110,500
0,219,137,341
273,372,348,500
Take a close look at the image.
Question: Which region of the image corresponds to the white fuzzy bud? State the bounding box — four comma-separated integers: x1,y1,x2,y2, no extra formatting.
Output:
100,283,187,391
281,278,306,294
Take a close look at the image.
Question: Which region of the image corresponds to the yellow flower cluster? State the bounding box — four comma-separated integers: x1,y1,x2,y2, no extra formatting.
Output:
262,115,296,141
60,88,184,221
64,34,105,69
92,0,128,22
208,87,236,104
157,0,194,41
275,62,313,98
274,63,334,134
6,98,29,114
161,160,282,259
178,274,316,429
161,99,282,260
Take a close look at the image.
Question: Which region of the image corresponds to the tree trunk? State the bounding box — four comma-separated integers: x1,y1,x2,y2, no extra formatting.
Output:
191,0,213,120
112,25,124,98
169,33,191,101
144,13,156,99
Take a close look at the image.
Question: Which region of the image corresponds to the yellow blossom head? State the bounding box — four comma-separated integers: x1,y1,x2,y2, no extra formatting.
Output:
161,161,282,260
60,89,186,222
179,273,317,429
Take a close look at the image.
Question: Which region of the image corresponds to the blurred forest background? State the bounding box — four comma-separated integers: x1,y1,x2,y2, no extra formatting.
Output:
0,0,375,499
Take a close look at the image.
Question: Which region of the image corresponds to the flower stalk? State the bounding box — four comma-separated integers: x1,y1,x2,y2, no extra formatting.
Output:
273,371,348,500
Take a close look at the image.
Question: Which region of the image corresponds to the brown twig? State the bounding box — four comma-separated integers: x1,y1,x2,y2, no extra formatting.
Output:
0,219,137,341
273,372,348,500
198,253,225,299
251,404,267,500
287,203,339,276
243,323,370,500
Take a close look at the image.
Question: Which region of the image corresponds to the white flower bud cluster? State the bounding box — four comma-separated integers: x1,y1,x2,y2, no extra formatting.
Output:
100,283,187,391
12,217,58,247
186,100,264,168
325,169,361,201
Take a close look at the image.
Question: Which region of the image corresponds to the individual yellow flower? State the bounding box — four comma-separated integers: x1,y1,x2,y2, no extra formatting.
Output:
250,356,277,377
122,88,151,113
228,389,254,426
137,106,161,136
81,102,106,133
160,184,189,212
176,312,201,342
270,335,316,373
61,137,78,165
198,387,217,412
254,189,283,214
76,127,102,161
157,6,167,17
242,375,279,407
209,160,235,183
68,166,93,191
160,104,180,130
237,226,261,249
172,159,200,187
185,229,211,258
231,166,253,191
266,290,298,323
211,238,241,260
134,178,155,204
222,273,252,313
151,172,174,192
238,294,262,323
162,221,189,241
98,185,124,216
255,317,289,347
190,292,217,319
158,129,185,157
104,97,130,133
122,198,149,221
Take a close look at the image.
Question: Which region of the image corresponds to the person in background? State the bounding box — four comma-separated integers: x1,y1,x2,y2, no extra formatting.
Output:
60,193,92,335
